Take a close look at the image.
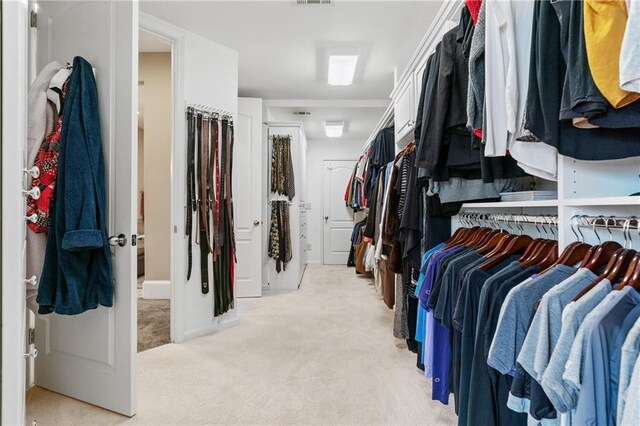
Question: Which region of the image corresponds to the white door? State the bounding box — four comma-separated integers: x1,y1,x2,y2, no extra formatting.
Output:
32,1,138,417
323,160,357,265
235,98,263,297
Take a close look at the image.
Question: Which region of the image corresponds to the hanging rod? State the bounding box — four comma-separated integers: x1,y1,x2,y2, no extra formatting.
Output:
269,199,293,206
574,215,640,231
186,103,234,121
459,212,640,232
269,134,294,140
458,212,559,226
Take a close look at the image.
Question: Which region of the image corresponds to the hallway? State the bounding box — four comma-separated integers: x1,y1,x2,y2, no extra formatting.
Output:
26,264,457,425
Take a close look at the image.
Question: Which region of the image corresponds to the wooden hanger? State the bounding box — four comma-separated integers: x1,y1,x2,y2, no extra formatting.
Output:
464,227,492,247
476,215,515,256
521,216,556,267
574,248,635,300
614,220,640,290
471,229,500,248
537,241,560,269
539,243,592,275
480,233,533,271
579,217,622,272
523,240,555,266
582,241,622,271
618,253,639,288
627,255,640,290
516,216,543,262
444,227,471,248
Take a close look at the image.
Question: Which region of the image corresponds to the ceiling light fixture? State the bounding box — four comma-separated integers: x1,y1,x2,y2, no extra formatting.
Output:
328,55,358,86
325,121,344,138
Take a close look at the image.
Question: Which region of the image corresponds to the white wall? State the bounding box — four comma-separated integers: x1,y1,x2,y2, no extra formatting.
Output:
306,139,363,263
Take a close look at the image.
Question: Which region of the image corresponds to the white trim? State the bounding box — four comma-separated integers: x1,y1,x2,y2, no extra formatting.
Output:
142,280,171,300
264,99,389,108
139,13,185,343
182,317,239,341
2,1,28,424
389,1,463,100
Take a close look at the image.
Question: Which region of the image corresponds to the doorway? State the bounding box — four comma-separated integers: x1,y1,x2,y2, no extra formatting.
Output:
137,30,173,352
322,160,358,265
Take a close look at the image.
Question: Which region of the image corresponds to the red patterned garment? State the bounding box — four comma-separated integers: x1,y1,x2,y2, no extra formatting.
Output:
26,80,68,233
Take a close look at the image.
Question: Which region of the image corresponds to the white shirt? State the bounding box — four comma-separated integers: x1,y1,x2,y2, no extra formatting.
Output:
620,0,640,93
484,0,558,180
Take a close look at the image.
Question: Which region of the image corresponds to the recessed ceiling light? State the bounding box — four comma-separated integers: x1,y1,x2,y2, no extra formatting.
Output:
328,55,358,86
325,121,344,138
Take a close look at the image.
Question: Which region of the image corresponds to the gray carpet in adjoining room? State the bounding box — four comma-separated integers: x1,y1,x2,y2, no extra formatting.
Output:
137,298,171,353
26,264,458,425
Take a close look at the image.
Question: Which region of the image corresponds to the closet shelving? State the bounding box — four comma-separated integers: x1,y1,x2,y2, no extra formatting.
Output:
564,196,640,207
461,200,560,209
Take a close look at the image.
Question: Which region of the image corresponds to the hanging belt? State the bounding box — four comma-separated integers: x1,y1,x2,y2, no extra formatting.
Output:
197,113,210,294
185,108,197,280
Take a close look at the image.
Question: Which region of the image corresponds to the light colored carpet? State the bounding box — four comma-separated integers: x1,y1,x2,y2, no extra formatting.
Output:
26,264,457,425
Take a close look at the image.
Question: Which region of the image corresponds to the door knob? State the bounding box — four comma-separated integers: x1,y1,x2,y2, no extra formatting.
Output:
108,234,128,247
253,220,261,226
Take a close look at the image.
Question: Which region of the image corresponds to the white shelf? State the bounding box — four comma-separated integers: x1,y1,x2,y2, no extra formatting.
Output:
563,196,640,207
461,200,559,209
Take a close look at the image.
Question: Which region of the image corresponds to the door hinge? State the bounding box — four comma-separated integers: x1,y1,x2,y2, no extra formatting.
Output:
30,10,37,28
132,234,137,246
28,328,36,345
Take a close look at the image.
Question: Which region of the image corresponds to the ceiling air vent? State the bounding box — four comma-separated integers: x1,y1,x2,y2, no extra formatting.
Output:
296,0,332,5
293,111,312,116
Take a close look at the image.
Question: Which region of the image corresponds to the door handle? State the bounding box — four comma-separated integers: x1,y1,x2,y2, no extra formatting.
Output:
253,220,261,226
24,348,38,359
108,234,128,247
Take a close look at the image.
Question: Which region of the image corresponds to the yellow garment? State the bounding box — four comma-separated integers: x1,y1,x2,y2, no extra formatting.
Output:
584,0,640,108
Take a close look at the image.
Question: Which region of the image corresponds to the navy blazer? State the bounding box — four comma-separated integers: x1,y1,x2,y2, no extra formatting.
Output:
37,56,114,315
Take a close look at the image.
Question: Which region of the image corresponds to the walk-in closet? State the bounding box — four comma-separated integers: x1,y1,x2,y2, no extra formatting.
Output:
2,0,639,425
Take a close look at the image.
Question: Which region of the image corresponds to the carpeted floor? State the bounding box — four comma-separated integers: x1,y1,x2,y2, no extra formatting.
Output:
137,275,171,353
138,298,171,353
26,264,457,425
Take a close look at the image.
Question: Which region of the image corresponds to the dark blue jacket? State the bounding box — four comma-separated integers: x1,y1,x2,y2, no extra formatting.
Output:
37,56,113,315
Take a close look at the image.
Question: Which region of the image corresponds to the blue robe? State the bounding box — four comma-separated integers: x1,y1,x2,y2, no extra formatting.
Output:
37,56,113,315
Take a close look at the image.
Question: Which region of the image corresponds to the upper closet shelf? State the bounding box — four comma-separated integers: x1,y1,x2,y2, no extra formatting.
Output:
564,196,640,207
461,200,559,209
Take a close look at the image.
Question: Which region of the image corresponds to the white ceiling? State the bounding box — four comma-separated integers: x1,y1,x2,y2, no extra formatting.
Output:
140,1,444,140
268,105,387,140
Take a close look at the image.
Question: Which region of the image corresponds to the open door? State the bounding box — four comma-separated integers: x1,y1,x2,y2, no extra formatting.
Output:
235,98,263,298
32,1,138,416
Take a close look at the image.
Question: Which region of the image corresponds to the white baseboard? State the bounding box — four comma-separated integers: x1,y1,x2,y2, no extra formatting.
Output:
143,280,171,300
306,260,321,264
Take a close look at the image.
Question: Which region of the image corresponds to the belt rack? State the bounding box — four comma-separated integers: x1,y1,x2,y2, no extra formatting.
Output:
186,103,233,121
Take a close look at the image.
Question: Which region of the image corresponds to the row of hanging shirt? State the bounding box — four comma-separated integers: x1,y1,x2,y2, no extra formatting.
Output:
414,0,640,188
415,213,640,426
344,126,395,212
